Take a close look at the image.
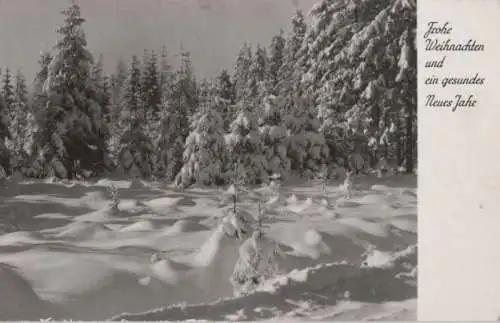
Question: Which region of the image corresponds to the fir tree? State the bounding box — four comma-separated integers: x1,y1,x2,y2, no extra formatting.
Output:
157,50,198,181
233,43,253,101
268,29,286,91
259,95,290,178
110,58,128,122
31,3,108,179
116,55,154,177
8,70,33,173
175,95,226,187
0,89,10,177
1,68,15,117
225,99,267,185
215,69,235,131
141,50,162,174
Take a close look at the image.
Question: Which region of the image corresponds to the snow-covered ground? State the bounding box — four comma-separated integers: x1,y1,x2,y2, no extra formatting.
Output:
0,175,416,321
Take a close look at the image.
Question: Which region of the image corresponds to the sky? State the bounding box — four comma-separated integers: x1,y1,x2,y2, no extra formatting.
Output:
0,0,318,83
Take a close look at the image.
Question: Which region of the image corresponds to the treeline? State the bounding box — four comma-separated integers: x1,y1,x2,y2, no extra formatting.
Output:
0,0,416,186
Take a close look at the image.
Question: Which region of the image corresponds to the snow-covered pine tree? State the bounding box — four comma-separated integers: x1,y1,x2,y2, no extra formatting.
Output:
7,70,33,174
154,47,175,178
1,68,15,175
110,58,128,123
225,99,267,185
214,69,235,132
1,68,15,119
107,58,129,170
159,46,174,96
176,50,199,122
268,29,286,92
32,3,108,179
0,89,10,178
394,2,417,173
140,50,162,174
27,52,52,178
277,10,305,99
90,54,111,118
249,45,272,110
116,55,154,178
175,94,226,188
90,54,112,169
285,90,328,177
157,50,198,181
141,50,161,119
259,95,290,179
294,0,417,173
233,43,253,102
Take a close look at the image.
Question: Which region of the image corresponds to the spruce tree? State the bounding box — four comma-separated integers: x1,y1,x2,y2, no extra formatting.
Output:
8,70,33,173
175,94,226,187
0,89,10,177
268,29,286,91
31,3,108,178
233,43,253,102
116,55,154,177
215,69,235,131
1,68,15,117
226,99,267,185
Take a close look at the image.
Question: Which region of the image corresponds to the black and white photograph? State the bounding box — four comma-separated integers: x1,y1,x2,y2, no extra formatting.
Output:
0,0,417,320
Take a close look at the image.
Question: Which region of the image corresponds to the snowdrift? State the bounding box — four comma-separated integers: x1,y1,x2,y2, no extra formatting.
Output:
0,174,416,321
112,245,416,321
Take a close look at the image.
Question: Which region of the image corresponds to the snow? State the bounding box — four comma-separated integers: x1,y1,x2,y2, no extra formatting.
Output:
0,175,416,321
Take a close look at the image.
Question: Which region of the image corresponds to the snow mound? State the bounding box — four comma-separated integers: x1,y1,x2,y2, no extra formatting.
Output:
95,179,132,189
288,229,331,259
401,189,417,198
286,194,299,205
148,256,192,285
0,231,42,246
73,208,114,223
34,213,72,220
188,228,227,268
145,197,184,209
112,246,417,321
0,263,51,320
167,219,208,234
120,220,156,232
371,184,391,191
54,222,112,240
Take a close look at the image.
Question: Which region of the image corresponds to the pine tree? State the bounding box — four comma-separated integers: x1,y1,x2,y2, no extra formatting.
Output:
268,29,286,91
1,68,15,117
259,95,290,178
116,55,154,177
226,99,267,185
8,70,33,173
141,50,161,118
233,43,253,102
215,69,235,131
154,47,176,178
0,88,10,177
110,58,128,123
177,50,199,121
175,95,226,187
156,50,198,181
159,45,174,102
277,10,306,98
31,3,108,179
289,0,417,173
141,50,162,174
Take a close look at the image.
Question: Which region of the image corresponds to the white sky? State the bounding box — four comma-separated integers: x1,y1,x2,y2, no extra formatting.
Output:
0,0,318,83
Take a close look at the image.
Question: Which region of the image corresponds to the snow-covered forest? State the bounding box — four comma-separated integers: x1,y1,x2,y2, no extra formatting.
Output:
0,0,416,186
0,0,417,321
